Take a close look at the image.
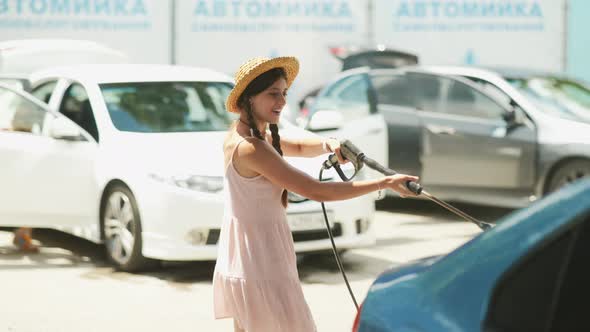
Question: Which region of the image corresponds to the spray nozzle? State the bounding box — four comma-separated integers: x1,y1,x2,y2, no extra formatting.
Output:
323,140,364,173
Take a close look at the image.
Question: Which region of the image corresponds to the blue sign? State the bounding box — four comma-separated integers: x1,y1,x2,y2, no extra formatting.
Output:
394,1,543,18
193,0,352,18
391,0,546,32
190,0,357,33
0,0,148,16
0,0,152,31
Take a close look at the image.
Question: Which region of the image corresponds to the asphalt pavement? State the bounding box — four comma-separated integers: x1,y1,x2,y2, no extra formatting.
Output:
0,198,512,332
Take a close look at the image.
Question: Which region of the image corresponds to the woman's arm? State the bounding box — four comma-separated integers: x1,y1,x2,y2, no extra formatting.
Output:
279,136,331,157
264,131,334,157
268,133,347,164
235,138,418,202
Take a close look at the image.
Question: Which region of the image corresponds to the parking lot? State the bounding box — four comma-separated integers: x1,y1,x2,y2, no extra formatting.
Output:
0,199,512,332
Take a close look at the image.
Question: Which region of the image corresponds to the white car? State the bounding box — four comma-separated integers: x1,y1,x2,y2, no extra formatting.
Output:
0,64,376,271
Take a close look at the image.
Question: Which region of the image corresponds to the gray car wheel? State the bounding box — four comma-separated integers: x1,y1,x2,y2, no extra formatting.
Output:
101,184,153,271
547,159,590,194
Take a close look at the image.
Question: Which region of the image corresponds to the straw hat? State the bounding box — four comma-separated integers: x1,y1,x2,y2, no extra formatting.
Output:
226,56,299,113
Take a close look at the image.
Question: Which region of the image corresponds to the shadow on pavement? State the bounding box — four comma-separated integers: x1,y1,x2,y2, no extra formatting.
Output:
78,260,217,291
298,251,400,284
0,229,106,270
0,227,395,288
0,228,215,290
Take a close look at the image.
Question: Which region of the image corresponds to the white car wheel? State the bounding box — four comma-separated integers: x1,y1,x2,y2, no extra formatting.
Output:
101,184,153,271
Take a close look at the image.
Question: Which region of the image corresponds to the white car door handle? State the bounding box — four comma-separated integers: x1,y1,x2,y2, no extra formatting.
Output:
426,124,456,135
364,128,383,135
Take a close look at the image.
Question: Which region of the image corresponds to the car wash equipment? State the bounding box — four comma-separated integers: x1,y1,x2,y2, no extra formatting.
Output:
318,139,494,311
324,140,493,230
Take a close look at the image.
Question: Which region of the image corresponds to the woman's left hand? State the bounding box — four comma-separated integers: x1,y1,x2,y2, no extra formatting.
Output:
325,138,349,164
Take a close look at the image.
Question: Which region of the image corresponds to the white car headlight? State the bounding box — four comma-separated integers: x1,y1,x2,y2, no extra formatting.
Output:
149,174,224,193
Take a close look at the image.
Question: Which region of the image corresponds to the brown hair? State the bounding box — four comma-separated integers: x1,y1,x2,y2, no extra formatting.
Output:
237,67,288,207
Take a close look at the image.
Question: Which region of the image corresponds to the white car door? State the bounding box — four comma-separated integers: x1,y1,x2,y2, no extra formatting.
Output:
0,84,98,228
308,72,388,174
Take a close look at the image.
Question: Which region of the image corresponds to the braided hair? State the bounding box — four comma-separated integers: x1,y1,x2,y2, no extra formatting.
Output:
237,67,288,207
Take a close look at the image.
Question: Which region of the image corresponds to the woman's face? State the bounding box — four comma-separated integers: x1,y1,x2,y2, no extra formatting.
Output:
249,77,288,124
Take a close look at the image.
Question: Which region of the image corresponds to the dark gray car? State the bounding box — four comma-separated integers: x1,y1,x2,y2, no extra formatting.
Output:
308,66,590,208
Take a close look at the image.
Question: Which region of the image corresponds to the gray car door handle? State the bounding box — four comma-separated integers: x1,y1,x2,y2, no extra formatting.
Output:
426,124,457,135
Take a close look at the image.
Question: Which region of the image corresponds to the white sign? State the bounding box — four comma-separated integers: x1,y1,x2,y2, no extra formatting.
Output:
175,0,368,104
0,0,170,64
373,0,566,71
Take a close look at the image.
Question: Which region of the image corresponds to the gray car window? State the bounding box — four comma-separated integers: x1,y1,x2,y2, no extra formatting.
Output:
466,77,512,107
444,80,506,120
371,74,414,108
0,86,49,135
408,73,444,112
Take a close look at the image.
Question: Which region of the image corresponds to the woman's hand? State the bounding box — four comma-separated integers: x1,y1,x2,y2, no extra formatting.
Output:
324,138,349,164
382,174,420,198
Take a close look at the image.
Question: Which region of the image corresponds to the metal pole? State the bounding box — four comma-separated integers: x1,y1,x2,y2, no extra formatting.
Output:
170,0,176,65
562,0,569,73
367,0,374,45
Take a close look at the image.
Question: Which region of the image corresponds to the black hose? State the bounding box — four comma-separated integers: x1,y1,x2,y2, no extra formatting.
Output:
319,167,360,312
333,164,353,182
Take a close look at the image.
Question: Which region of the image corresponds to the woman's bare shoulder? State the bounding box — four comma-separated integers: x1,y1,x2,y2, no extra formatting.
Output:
224,133,268,167
223,132,243,166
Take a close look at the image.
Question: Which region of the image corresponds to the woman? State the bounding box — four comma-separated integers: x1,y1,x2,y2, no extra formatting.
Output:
213,57,419,332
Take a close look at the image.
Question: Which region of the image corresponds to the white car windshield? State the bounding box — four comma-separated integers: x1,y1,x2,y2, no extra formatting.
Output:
100,81,236,132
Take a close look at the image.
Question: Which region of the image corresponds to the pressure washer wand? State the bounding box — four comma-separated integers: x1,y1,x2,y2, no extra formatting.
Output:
361,155,492,231
325,140,493,231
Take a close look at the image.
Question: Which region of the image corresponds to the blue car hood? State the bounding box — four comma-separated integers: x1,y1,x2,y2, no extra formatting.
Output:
373,255,441,286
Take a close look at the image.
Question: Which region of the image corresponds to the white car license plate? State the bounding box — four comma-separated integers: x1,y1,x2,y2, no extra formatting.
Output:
287,212,333,231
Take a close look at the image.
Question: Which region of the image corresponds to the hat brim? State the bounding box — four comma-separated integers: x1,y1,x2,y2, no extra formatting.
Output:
226,57,299,114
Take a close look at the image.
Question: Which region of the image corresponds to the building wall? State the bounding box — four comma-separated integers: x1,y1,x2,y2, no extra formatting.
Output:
0,0,171,64
567,0,590,82
373,0,567,72
1,0,586,95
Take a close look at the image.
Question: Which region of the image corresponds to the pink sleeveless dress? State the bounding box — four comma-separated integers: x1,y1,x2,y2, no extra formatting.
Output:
213,137,317,332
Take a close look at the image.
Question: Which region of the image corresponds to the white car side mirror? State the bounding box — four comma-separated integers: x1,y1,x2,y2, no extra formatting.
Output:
307,110,343,132
50,117,83,141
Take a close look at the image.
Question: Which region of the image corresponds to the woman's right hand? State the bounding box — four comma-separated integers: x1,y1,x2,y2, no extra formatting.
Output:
382,174,420,198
